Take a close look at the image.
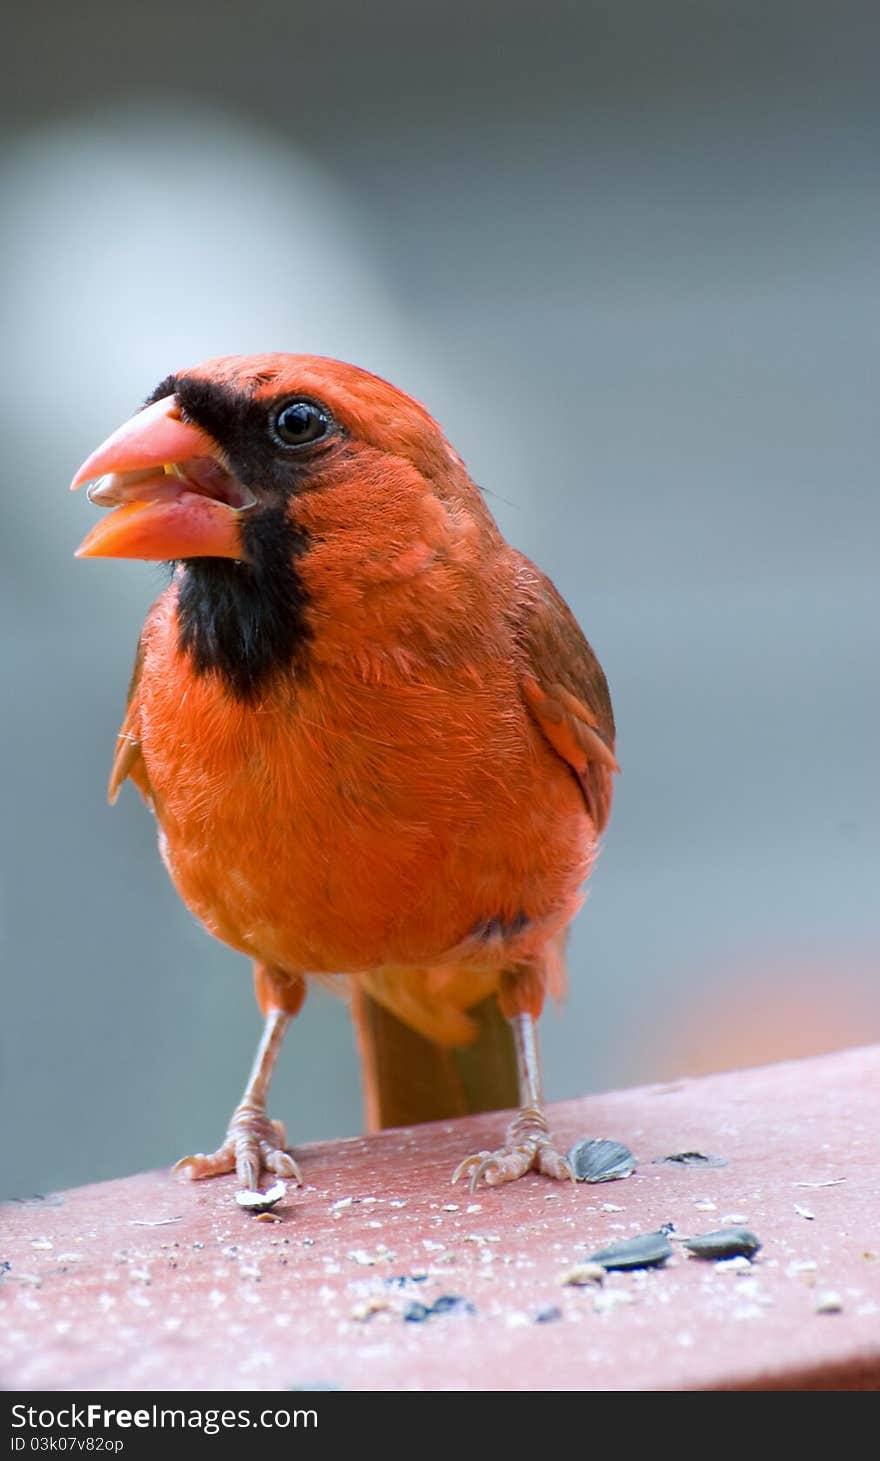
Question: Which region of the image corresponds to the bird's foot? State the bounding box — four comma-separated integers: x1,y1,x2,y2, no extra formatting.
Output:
452,1105,575,1192
174,1102,302,1193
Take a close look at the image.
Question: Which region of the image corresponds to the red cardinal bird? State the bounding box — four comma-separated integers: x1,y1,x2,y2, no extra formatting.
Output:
71,355,617,1195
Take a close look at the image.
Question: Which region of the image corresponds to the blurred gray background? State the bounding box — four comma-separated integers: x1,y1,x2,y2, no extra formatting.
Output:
2,0,878,1198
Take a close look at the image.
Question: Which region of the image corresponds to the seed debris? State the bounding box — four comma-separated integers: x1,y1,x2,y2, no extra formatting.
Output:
814,1291,843,1314
682,1227,761,1261
654,1151,728,1169
351,1297,391,1322
588,1230,673,1272
567,1139,636,1184
558,1262,605,1287
235,1182,287,1214
403,1294,474,1322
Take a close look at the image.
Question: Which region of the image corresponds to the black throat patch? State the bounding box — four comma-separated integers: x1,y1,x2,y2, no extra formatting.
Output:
176,507,311,700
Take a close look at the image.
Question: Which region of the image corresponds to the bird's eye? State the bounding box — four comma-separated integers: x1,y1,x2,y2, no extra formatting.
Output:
273,400,330,447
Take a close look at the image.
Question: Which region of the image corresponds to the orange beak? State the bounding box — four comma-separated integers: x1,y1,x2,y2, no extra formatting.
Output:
71,395,253,561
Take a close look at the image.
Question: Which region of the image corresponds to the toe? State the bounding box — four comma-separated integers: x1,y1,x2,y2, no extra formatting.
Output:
263,1148,303,1184
267,1118,289,1147
452,1145,532,1190
482,1147,533,1187
536,1145,576,1182
174,1147,236,1181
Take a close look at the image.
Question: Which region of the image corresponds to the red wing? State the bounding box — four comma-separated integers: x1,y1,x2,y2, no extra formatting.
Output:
513,561,618,833
108,629,154,806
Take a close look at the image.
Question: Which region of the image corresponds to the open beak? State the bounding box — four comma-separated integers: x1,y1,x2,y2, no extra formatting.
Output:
71,395,254,561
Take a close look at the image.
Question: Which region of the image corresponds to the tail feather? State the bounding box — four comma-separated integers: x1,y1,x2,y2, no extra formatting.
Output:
352,987,518,1130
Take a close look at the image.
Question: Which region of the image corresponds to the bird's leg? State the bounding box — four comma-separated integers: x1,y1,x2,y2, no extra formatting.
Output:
453,965,574,1191
175,963,305,1192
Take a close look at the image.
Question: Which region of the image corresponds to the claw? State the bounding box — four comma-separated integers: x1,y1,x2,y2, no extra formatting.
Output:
241,1153,260,1193
471,1157,501,1191
451,1151,505,1193
451,1150,492,1187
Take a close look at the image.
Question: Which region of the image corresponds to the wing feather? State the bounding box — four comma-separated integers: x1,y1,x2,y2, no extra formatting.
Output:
513,561,618,832
108,630,154,806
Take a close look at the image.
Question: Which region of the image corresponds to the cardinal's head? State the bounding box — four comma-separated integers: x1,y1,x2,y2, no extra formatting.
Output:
72,354,494,696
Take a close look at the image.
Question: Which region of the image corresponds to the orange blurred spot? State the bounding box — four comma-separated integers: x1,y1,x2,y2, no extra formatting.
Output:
647,958,879,1078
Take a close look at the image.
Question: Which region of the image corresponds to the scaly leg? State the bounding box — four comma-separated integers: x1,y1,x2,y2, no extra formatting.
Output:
453,965,574,1191
175,963,305,1192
